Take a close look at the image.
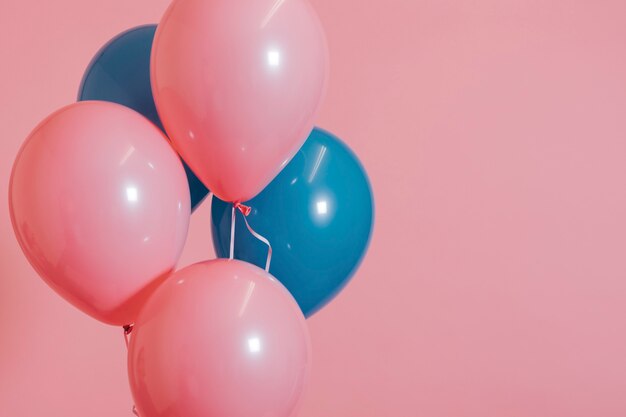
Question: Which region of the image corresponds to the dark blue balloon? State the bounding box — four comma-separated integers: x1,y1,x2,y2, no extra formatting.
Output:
211,128,374,317
78,25,208,210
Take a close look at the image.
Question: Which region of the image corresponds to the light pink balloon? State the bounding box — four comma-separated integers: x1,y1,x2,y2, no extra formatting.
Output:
128,259,311,417
151,0,329,202
9,101,190,325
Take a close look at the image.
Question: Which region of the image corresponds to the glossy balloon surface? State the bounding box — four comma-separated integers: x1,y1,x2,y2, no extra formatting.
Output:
9,101,190,325
128,259,311,417
152,0,329,202
78,25,208,209
211,128,373,317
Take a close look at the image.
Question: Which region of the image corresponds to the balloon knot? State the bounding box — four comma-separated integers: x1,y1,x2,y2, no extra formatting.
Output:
234,202,252,216
123,324,134,335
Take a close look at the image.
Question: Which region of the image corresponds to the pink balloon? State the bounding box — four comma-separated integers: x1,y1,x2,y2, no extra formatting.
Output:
128,259,311,417
152,0,329,202
9,101,190,325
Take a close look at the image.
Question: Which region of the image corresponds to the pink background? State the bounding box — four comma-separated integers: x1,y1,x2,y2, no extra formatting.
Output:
2,0,626,416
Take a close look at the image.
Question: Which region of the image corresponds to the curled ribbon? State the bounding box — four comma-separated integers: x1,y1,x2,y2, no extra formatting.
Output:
229,202,273,272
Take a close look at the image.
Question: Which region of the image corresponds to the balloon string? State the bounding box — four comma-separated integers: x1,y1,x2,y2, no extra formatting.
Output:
123,325,140,417
229,205,236,259
207,192,214,256
232,203,272,272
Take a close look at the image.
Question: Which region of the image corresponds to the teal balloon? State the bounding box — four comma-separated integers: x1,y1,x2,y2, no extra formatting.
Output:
78,25,208,210
211,128,374,317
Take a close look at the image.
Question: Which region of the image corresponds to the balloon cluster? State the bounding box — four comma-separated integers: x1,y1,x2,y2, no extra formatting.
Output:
9,1,373,416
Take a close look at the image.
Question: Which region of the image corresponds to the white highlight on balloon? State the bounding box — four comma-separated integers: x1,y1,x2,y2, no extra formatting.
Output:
248,337,261,353
119,145,135,166
126,186,138,202
312,193,334,226
267,50,280,67
308,145,327,183
316,200,328,215
261,0,288,28
239,282,256,317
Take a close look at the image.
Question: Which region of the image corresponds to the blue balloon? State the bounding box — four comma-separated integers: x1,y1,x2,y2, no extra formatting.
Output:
78,25,208,210
211,128,374,317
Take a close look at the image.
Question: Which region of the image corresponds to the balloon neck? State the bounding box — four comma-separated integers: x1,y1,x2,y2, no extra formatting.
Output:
234,202,251,216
